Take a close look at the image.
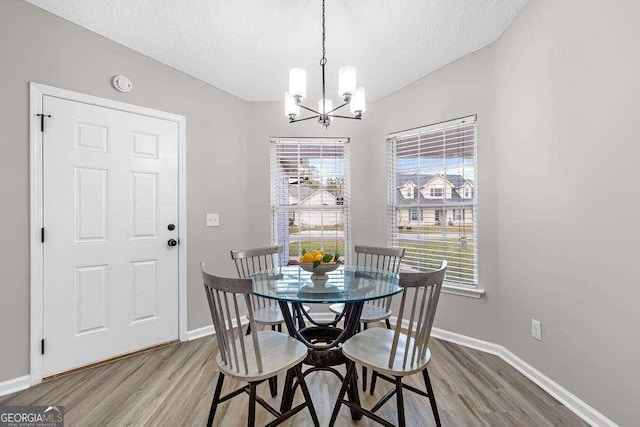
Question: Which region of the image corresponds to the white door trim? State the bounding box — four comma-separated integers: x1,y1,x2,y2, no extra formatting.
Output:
29,82,188,385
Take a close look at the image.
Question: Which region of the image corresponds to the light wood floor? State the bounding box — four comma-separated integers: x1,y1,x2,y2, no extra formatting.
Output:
1,332,585,426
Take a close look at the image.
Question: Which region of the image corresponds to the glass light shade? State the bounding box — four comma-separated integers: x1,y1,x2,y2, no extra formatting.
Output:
318,98,334,116
338,66,357,98
289,68,307,99
350,87,366,115
284,92,300,118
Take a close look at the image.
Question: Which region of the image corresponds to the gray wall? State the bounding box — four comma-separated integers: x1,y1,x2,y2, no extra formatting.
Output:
365,0,639,423
0,0,251,382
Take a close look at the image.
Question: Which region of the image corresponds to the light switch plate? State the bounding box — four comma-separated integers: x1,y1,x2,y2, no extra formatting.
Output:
206,213,219,227
531,319,542,341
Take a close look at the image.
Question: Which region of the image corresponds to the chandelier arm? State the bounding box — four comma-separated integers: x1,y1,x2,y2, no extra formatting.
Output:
328,114,362,120
298,104,321,115
289,115,320,123
327,101,349,115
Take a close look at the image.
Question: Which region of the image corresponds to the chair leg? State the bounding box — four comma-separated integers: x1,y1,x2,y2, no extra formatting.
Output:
369,370,377,395
207,373,225,427
248,383,257,427
385,318,392,329
294,364,320,427
329,361,357,427
277,323,282,333
268,375,278,398
245,323,251,336
423,368,441,427
271,324,276,331
362,365,368,391
280,368,295,412
395,376,406,427
361,323,368,391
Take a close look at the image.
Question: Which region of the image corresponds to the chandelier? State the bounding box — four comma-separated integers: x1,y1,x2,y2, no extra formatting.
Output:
284,0,366,128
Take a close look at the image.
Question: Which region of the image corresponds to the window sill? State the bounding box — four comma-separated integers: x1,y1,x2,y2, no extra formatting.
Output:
442,283,485,299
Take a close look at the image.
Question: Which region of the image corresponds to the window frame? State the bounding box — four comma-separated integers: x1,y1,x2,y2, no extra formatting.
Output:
387,115,481,293
270,137,351,263
409,208,421,222
429,186,444,198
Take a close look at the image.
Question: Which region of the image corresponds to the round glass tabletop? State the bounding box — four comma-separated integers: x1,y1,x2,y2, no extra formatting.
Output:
252,265,402,304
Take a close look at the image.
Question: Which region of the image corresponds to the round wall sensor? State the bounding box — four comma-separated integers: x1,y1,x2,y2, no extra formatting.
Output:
112,75,133,92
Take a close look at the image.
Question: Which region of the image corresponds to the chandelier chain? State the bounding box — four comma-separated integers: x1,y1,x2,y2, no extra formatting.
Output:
320,0,327,66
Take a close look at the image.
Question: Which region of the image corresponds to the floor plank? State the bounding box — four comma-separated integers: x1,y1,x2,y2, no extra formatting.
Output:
0,331,586,426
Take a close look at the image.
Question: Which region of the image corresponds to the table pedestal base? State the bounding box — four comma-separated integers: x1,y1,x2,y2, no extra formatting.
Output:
278,301,364,421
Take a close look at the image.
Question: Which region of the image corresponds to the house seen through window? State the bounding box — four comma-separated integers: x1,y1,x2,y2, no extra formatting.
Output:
387,115,478,287
270,138,350,263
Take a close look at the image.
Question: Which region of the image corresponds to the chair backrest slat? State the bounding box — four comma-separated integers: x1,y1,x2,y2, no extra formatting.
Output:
402,284,421,368
201,262,263,375
411,286,430,366
231,246,283,310
354,245,405,308
387,260,447,369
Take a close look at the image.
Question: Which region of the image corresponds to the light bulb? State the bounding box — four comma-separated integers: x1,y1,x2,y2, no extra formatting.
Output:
318,99,334,117
289,68,307,100
284,92,300,119
338,66,357,100
350,87,366,116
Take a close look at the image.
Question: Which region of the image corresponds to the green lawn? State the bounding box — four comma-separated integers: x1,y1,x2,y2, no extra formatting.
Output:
398,225,474,234
289,224,344,234
288,240,345,260
287,236,476,285
398,239,476,285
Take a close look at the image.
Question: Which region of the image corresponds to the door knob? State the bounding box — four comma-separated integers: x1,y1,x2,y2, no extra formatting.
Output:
168,239,178,247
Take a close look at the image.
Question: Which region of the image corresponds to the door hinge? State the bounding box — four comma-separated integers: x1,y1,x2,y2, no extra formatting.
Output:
36,113,51,132
41,339,45,355
41,227,45,243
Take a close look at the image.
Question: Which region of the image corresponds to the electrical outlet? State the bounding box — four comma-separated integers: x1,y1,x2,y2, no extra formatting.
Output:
206,213,219,227
531,319,542,341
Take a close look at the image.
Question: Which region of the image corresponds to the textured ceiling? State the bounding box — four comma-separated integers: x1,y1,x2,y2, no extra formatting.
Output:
25,0,527,102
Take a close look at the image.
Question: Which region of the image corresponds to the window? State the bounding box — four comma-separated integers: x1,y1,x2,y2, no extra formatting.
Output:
406,186,415,198
387,115,477,287
271,138,350,263
429,186,444,198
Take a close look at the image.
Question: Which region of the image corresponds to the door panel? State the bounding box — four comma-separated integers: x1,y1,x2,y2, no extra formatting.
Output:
43,96,179,377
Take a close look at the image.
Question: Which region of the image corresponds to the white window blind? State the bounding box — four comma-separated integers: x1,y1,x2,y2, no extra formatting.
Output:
270,138,350,263
387,116,478,287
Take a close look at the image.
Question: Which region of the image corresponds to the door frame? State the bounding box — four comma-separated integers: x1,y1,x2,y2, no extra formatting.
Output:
29,82,188,385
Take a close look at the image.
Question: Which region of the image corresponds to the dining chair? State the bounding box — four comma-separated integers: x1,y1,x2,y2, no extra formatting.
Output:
329,245,405,391
201,263,319,427
230,246,311,397
328,260,447,427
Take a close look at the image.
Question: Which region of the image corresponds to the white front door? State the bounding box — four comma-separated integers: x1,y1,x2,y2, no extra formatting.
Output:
42,95,180,377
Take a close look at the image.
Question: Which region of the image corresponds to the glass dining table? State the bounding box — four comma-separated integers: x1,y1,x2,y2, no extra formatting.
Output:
252,264,402,419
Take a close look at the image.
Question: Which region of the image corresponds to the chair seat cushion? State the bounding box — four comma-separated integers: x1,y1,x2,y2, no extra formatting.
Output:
216,330,307,381
341,327,431,376
254,304,311,325
329,303,392,322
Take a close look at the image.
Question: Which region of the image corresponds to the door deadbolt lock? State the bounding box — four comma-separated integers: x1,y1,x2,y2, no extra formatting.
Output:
167,224,175,231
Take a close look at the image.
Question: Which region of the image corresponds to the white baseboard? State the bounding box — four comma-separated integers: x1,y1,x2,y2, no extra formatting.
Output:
185,316,249,341
389,317,615,427
185,324,216,341
0,375,31,397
